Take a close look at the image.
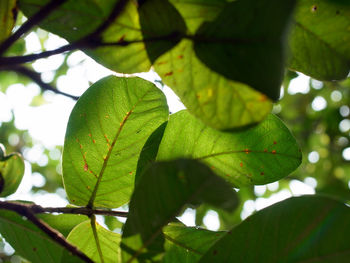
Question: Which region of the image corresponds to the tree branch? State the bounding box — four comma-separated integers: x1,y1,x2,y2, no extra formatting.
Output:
0,0,68,55
0,65,79,100
0,0,130,66
0,33,183,65
0,201,93,263
30,203,129,217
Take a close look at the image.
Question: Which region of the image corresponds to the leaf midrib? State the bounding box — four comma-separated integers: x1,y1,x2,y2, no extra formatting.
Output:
87,87,153,208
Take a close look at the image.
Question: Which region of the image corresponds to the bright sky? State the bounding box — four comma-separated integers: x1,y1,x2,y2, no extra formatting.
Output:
1,32,345,232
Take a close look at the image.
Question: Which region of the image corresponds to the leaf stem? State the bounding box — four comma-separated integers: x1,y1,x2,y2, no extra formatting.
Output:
90,215,105,263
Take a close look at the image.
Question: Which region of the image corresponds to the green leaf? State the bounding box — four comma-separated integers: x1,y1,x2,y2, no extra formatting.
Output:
0,143,25,197
121,159,238,262
157,111,302,187
169,0,227,34
0,209,83,263
154,39,272,130
38,214,87,237
135,121,167,184
65,220,121,263
18,0,151,73
139,0,187,63
194,0,296,100
288,0,350,80
0,0,17,43
199,195,350,262
163,224,225,263
105,216,124,231
62,76,169,208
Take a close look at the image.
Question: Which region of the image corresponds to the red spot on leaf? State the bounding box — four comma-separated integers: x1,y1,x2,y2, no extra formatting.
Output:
88,134,92,137
273,141,277,145
272,150,276,154
245,149,250,154
240,162,243,167
93,139,96,144
178,55,184,59
84,163,88,171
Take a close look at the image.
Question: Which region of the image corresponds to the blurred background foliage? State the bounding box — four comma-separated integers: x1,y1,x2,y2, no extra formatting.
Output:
0,10,350,262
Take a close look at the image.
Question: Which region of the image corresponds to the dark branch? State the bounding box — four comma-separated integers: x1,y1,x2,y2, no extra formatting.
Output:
30,204,129,217
0,0,130,66
0,65,79,100
0,33,183,65
0,201,93,263
0,0,68,55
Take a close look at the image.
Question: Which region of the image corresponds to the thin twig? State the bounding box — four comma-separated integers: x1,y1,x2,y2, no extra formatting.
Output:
0,201,93,263
0,32,183,65
30,203,129,217
0,65,79,100
0,0,68,55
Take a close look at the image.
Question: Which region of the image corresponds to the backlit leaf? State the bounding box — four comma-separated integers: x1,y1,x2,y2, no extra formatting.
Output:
139,0,187,63
65,220,121,263
200,195,350,262
157,111,302,187
62,76,168,208
18,0,151,73
0,209,83,263
163,224,225,263
288,0,350,80
194,0,296,100
121,159,237,262
0,0,17,43
154,39,272,130
0,143,25,197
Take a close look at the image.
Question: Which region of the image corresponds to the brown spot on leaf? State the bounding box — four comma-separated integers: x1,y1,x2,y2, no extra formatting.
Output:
92,139,96,144
178,55,184,59
33,247,37,252
272,150,276,154
213,250,218,255
118,34,126,43
129,171,133,175
157,61,167,65
259,94,267,102
84,163,88,171
245,149,250,154
164,71,173,77
311,5,317,12
260,172,264,175
88,134,92,137
240,162,243,167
